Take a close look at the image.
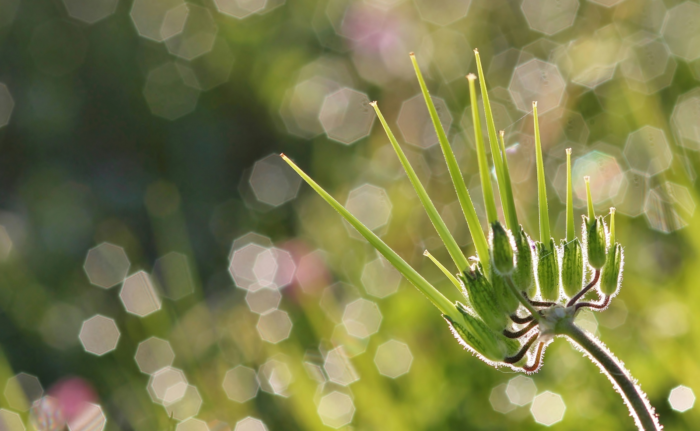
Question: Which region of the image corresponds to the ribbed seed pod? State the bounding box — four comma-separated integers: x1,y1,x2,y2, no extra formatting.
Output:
561,238,584,298
585,216,607,269
490,267,520,315
443,302,519,362
459,264,507,332
491,221,514,275
600,243,623,296
536,239,559,301
512,226,535,297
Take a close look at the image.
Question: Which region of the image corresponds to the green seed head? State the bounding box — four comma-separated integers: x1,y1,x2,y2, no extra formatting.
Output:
490,268,520,316
536,238,560,301
586,216,608,270
458,264,508,332
512,226,535,297
491,221,515,275
560,238,584,298
444,302,519,363
600,244,623,296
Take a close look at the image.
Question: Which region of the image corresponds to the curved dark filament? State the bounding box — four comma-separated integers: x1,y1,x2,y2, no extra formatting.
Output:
523,342,545,372
575,294,610,312
567,270,601,307
503,320,538,339
510,313,534,324
522,292,556,308
504,332,538,364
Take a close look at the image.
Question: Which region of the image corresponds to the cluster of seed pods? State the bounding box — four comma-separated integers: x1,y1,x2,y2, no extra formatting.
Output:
281,50,623,373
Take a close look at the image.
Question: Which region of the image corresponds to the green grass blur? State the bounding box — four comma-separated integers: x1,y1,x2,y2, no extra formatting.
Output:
0,0,698,430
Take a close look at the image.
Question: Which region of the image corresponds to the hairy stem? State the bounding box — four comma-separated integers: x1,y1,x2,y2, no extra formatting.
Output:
556,319,661,431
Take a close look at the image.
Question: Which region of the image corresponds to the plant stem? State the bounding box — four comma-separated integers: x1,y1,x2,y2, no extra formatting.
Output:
556,318,661,431
504,276,540,322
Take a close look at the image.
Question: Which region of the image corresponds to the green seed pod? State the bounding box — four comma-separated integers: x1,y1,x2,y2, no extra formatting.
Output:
443,302,519,362
490,221,514,275
585,216,607,269
490,267,520,315
560,238,584,298
600,243,623,296
536,239,559,301
512,226,535,297
458,264,507,332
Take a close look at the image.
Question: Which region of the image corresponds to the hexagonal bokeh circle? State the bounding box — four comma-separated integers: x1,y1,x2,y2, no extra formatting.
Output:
223,366,260,403
374,340,413,378
134,337,175,374
258,358,293,397
143,62,201,121
318,88,374,145
164,4,218,61
361,257,401,298
120,271,162,317
164,384,202,421
148,366,188,405
79,315,120,356
256,310,293,344
249,154,303,208
130,0,186,42
214,0,268,19
506,375,537,406
176,418,209,431
0,409,26,431
245,288,282,315
83,242,130,289
397,94,453,149
572,150,625,207
530,391,566,426
234,416,268,431
323,347,359,387
4,373,43,411
67,403,106,431
668,385,695,412
671,89,700,151
344,184,392,237
62,0,118,24
521,0,578,36
509,59,566,114
413,0,471,27
317,391,355,428
662,2,700,61
624,126,672,177
342,298,382,339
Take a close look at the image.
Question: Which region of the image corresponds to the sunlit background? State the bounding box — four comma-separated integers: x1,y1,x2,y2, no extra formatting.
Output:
0,0,698,429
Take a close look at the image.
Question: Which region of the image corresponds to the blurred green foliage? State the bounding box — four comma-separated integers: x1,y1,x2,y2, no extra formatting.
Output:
0,0,698,430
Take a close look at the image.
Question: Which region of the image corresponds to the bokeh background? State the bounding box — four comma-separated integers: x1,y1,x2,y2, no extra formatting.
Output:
0,0,698,429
